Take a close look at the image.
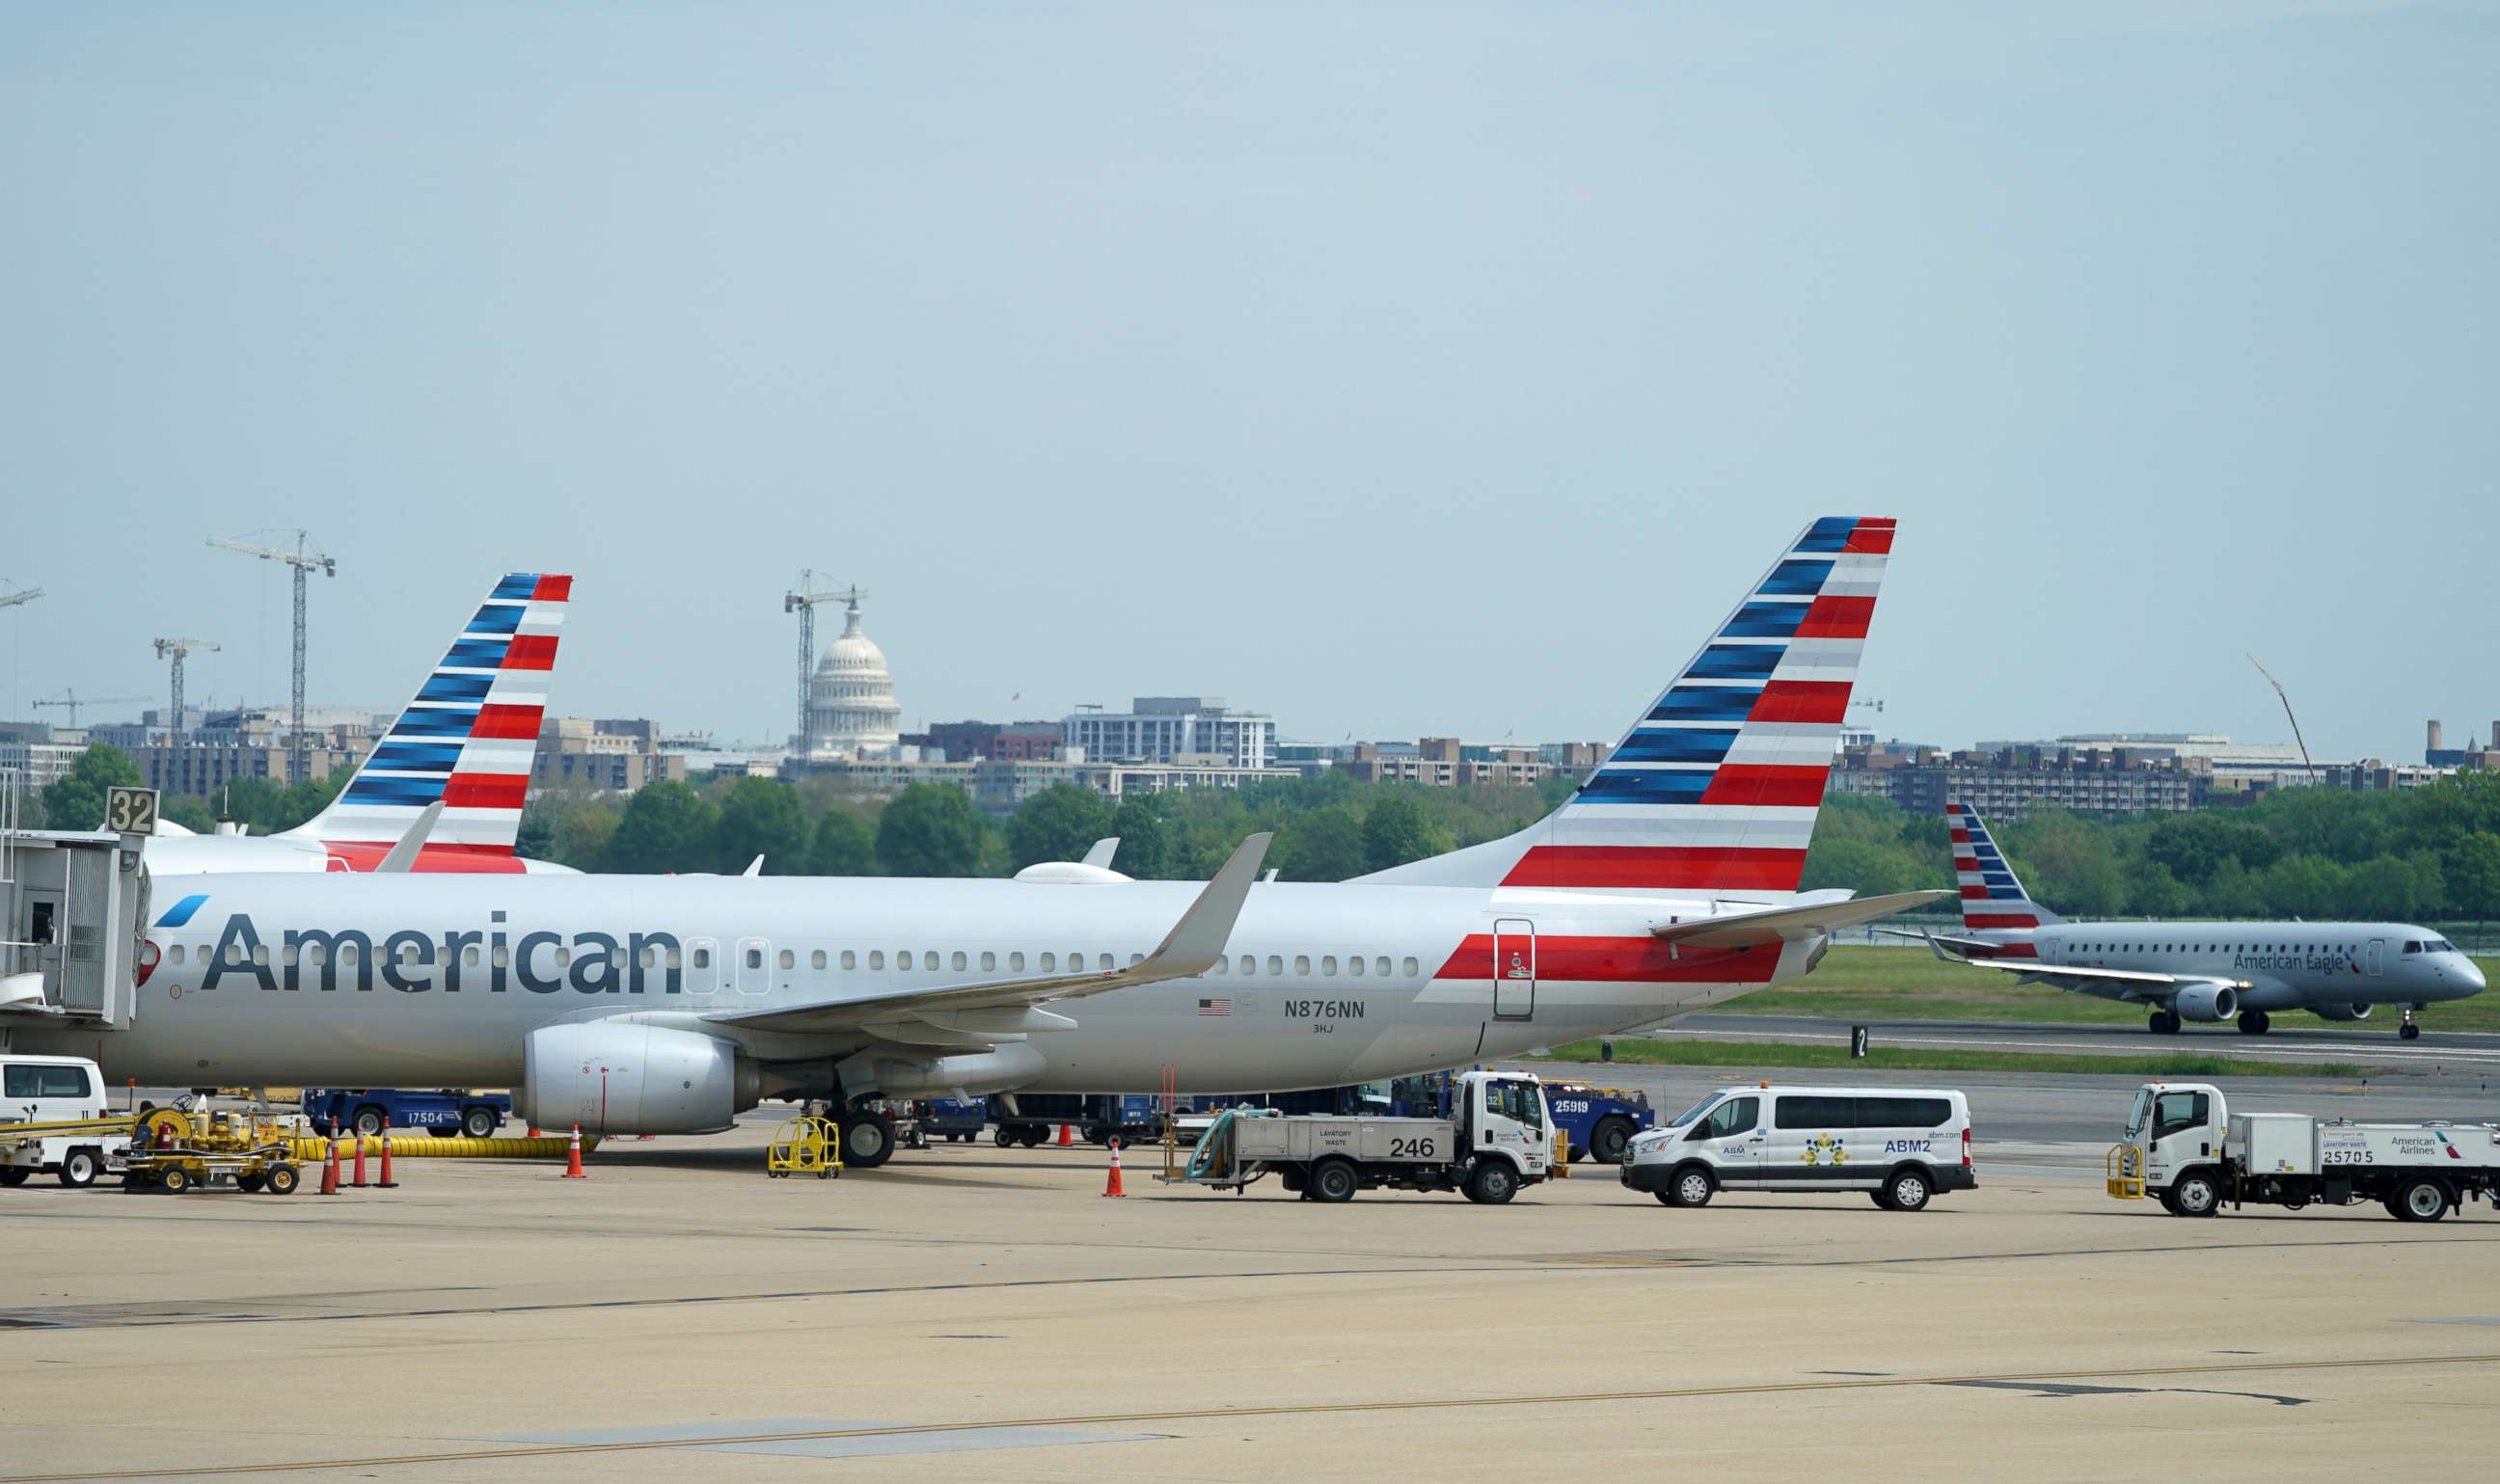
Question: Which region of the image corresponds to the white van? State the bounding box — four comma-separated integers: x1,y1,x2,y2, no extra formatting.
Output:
1621,1084,1976,1212
0,1054,116,1189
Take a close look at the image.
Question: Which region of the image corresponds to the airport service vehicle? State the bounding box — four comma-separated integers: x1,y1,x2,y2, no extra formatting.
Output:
139,572,578,877
300,1088,511,1139
1391,1069,1650,1162
12,518,1940,1173
1622,1084,1975,1211
1179,1069,1555,1203
1916,805,2485,1039
0,1054,122,1188
2108,1081,2500,1222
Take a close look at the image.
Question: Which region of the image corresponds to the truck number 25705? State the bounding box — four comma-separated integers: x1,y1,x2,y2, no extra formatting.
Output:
1389,1137,1437,1159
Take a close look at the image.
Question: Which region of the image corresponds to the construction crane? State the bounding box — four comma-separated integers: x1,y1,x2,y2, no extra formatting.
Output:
0,579,40,610
31,690,147,728
783,571,857,763
206,529,335,783
152,638,221,746
2248,655,2319,784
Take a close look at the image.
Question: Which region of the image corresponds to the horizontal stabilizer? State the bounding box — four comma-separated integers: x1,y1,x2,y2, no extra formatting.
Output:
1650,889,1947,949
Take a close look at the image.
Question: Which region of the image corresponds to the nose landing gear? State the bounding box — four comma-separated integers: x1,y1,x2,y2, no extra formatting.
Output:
2400,1007,2422,1041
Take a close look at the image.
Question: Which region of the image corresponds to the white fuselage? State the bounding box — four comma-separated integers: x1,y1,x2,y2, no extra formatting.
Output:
2016,920,2484,1012
27,872,1813,1095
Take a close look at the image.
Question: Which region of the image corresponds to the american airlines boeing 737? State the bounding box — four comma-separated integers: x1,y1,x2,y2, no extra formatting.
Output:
30,519,1936,1167
1923,804,2484,1039
142,573,577,877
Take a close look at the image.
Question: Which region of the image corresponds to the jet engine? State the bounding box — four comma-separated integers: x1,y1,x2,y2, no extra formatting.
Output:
521,1022,760,1135
2171,983,2240,1023
2313,1002,2374,1022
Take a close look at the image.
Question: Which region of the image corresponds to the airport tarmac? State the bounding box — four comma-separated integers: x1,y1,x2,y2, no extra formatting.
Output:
1665,1011,2500,1070
5,1085,2499,1483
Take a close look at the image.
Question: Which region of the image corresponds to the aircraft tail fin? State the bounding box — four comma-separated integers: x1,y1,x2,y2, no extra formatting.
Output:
1354,517,1892,898
286,573,571,872
1946,803,2059,931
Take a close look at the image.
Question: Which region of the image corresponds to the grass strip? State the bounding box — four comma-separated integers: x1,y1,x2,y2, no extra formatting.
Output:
1540,1038,2371,1079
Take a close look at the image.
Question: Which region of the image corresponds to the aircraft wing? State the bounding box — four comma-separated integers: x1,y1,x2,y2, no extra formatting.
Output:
1983,961,2248,1003
701,832,1271,1038
1648,890,1948,949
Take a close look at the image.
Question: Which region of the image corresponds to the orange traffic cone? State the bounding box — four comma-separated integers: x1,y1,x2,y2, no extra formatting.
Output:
350,1134,368,1188
562,1124,586,1178
1057,1122,1073,1147
1102,1139,1127,1198
318,1137,340,1196
376,1133,398,1189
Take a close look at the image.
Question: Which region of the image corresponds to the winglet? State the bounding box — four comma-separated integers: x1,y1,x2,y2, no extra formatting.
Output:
1142,832,1271,977
743,855,765,878
1080,837,1121,870
373,801,446,874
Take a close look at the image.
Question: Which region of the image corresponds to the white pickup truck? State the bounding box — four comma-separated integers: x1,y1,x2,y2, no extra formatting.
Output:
1179,1068,1554,1203
2109,1081,2500,1222
1,1054,124,1189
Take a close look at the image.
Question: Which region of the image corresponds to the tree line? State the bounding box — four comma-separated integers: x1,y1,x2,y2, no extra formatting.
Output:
27,742,2500,925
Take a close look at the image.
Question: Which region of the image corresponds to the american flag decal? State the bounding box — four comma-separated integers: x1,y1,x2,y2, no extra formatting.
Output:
1197,998,1232,1017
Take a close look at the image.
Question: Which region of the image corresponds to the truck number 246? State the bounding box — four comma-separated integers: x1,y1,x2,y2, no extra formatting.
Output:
1389,1137,1436,1159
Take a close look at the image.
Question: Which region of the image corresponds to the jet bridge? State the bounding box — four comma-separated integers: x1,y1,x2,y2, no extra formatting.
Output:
1,828,149,1038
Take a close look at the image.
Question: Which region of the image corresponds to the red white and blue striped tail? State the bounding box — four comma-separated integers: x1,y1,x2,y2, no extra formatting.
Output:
1356,517,1891,899
285,573,571,873
1947,802,2057,935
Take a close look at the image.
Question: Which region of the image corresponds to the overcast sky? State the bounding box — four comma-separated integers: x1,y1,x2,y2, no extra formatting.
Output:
4,3,2492,761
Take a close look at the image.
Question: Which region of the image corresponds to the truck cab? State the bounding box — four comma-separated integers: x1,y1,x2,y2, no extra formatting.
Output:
2112,1082,2225,1213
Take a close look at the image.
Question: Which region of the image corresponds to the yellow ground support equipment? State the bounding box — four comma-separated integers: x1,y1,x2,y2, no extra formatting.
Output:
283,1133,593,1161
2106,1142,2145,1201
766,1116,841,1178
1551,1132,1572,1177
125,1107,303,1196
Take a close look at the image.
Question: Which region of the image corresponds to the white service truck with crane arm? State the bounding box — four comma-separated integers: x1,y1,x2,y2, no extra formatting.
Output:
2109,1081,2500,1222
1173,1068,1555,1203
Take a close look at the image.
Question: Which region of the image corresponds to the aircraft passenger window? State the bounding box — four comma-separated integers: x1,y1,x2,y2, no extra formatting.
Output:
666,948,681,969
896,951,912,970
1348,956,1363,977
551,947,570,969
168,945,185,965
611,948,625,970
639,947,657,969
1129,954,1143,968
1039,952,1056,972
868,951,883,970
466,946,481,968
1010,952,1024,971
1294,956,1311,976
840,950,856,970
954,952,968,971
1322,957,1337,976
341,943,364,966
1401,957,1418,977
1267,956,1283,976
741,948,759,971
810,950,826,970
1376,957,1391,977
690,947,709,969
304,943,326,966
980,952,995,972
1099,954,1114,972
778,949,795,970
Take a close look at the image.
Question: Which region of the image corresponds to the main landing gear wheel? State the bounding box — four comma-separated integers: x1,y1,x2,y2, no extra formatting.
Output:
839,1113,895,1169
2148,1010,2184,1036
2237,1011,2271,1036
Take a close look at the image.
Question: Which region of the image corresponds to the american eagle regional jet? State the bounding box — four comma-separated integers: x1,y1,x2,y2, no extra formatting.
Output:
1922,804,2484,1039
34,519,1939,1167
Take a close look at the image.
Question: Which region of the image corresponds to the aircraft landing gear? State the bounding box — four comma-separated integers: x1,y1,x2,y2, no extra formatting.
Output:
837,1105,896,1168
2148,1009,2183,1036
2236,1010,2271,1036
2400,1007,2422,1041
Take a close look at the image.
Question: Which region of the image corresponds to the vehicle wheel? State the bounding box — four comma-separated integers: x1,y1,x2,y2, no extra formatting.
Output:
2156,1188,2182,1215
2393,1177,2449,1223
0,1168,30,1188
1667,1166,1714,1209
56,1147,100,1189
2237,1011,2271,1036
1466,1161,1518,1205
1870,1190,1896,1210
235,1174,266,1193
1590,1118,1633,1166
2149,1010,2183,1036
352,1106,388,1139
1021,1129,1046,1148
993,1126,1014,1147
2400,1022,2422,1041
1310,1158,1360,1204
839,1114,895,1170
1883,1168,1933,1213
2170,1171,2221,1217
462,1106,499,1139
160,1167,192,1194
264,1163,300,1196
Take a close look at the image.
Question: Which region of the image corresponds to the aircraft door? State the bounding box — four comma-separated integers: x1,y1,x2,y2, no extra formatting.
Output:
2366,938,2385,977
687,937,720,994
1492,919,1535,1020
736,938,770,995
